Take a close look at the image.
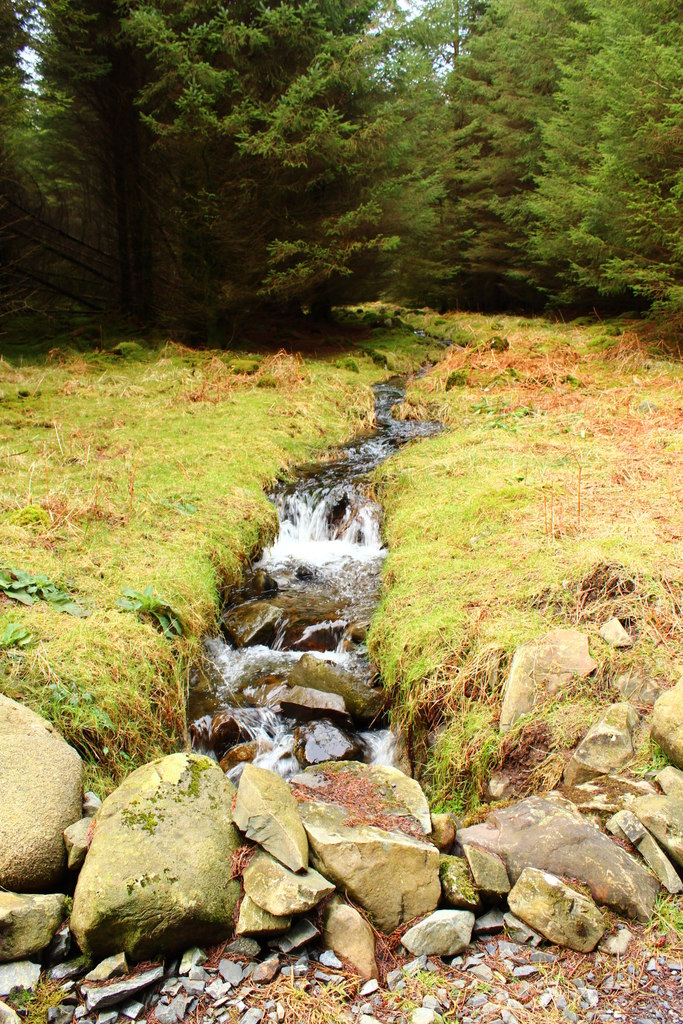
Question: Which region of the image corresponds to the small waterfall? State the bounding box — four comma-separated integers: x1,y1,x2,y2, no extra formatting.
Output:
189,378,440,780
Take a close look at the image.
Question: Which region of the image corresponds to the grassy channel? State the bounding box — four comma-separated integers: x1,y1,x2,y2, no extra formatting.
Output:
366,308,683,814
0,319,437,792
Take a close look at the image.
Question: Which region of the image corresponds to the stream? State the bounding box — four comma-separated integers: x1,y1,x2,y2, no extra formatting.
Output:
188,376,439,782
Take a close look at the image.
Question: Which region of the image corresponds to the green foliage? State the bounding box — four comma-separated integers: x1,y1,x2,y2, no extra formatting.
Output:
0,566,89,616
0,622,33,650
116,586,184,639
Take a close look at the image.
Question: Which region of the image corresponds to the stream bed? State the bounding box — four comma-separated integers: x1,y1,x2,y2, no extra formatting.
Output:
188,376,439,782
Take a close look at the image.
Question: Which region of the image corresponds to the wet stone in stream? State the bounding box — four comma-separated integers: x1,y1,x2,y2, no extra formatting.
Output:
189,378,440,781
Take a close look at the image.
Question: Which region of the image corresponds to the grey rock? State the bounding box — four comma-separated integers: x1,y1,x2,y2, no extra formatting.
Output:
632,793,683,867
508,869,605,952
179,948,206,975
275,919,319,953
240,1010,264,1024
233,764,308,872
319,950,343,969
96,1013,118,1024
0,1003,20,1024
82,966,164,1011
564,704,638,786
0,695,83,892
119,1003,144,1020
457,795,659,921
606,809,646,843
45,925,72,966
236,896,291,939
293,720,362,769
48,1010,74,1024
500,631,596,732
502,913,543,946
64,817,92,872
218,960,244,986
288,654,384,723
0,892,66,963
599,619,632,648
401,910,475,957
0,961,41,997
473,910,505,936
49,959,89,983
360,980,379,996
636,832,682,893
154,1004,178,1024
85,954,128,983
225,938,260,959
83,792,102,817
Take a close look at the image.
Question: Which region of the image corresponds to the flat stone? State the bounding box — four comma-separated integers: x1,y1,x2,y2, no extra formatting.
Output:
599,619,633,648
275,919,319,953
64,817,92,871
614,671,661,706
632,794,683,868
462,845,510,899
280,686,349,723
218,960,244,986
473,909,505,936
401,910,475,957
236,895,292,939
607,809,647,843
503,912,543,946
322,896,377,981
508,868,605,952
565,773,656,818
564,704,638,786
651,679,683,770
83,792,102,817
233,764,308,872
288,654,384,723
636,832,682,893
82,966,164,1011
243,850,334,917
0,961,41,997
500,631,596,732
240,1011,264,1024
49,959,89,983
457,795,659,921
96,1013,118,1024
85,953,129,983
319,950,343,969
0,892,66,963
225,938,260,959
0,694,83,891
120,1003,144,1020
299,799,439,933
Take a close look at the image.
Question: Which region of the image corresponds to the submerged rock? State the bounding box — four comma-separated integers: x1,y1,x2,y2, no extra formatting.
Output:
508,868,605,952
70,753,242,960
564,703,638,786
651,678,683,770
0,693,83,892
456,795,659,921
322,896,378,980
220,741,258,773
0,892,66,964
233,764,309,872
298,800,440,933
242,850,334,917
499,631,596,732
294,720,362,768
288,655,384,723
401,910,475,957
223,602,282,648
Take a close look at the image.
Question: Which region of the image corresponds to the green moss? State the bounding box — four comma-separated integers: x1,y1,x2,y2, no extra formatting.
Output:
2,506,50,529
445,370,468,390
184,755,212,798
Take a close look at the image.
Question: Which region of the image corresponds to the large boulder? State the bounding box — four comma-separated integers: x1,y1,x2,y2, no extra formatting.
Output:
280,686,349,723
233,765,308,872
507,868,605,952
292,761,432,834
288,655,384,723
322,897,378,980
631,794,683,868
564,703,638,786
401,910,475,957
242,850,334,917
499,631,596,732
651,679,683,769
0,694,83,893
70,753,241,960
456,795,659,922
298,800,440,933
0,893,66,963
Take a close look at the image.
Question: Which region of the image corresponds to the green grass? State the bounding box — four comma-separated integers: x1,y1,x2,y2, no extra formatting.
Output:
0,322,434,791
366,308,683,812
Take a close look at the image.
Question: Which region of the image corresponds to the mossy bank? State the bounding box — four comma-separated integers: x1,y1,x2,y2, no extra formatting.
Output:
0,322,436,793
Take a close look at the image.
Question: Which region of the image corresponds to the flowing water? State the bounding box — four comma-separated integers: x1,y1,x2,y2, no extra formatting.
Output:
188,377,439,782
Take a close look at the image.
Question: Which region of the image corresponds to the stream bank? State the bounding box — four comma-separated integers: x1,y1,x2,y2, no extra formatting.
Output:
188,377,440,780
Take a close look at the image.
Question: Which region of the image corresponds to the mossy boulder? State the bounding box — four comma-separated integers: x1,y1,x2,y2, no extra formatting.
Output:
70,753,241,961
508,868,605,952
439,855,481,913
651,678,683,770
0,694,83,892
222,601,283,648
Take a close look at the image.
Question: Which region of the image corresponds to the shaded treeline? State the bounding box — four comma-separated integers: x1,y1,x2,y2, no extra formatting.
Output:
1,0,681,336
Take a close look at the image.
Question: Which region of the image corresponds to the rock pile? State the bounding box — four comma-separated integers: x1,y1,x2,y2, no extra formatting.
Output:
1,672,682,1024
